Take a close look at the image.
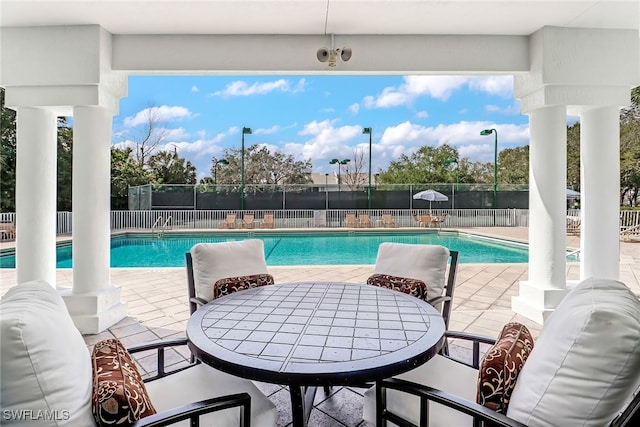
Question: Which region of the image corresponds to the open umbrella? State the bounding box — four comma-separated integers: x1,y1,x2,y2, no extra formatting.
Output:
566,188,581,199
413,189,448,210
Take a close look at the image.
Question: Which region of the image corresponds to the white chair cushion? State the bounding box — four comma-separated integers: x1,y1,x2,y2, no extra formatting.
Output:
373,243,450,301
0,280,95,426
145,363,277,427
362,355,477,427
191,240,268,302
507,277,640,426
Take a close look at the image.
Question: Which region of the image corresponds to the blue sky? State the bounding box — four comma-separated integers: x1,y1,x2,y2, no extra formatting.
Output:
112,75,534,180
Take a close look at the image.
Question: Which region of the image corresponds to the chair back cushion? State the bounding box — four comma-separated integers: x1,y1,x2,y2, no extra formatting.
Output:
191,239,268,302
373,243,450,301
0,280,95,425
366,273,428,301
92,339,156,426
214,273,275,299
507,277,640,426
477,322,535,414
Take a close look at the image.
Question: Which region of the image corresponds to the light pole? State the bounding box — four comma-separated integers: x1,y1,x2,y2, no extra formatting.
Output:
362,127,372,209
241,127,252,210
329,158,350,192
444,158,458,209
480,128,498,209
325,173,329,210
212,157,229,187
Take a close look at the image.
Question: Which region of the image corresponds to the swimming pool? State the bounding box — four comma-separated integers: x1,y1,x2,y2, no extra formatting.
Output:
0,230,540,268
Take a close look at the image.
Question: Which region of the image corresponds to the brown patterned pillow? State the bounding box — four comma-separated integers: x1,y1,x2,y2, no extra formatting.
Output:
476,322,534,414
213,273,275,299
92,339,156,426
366,274,428,301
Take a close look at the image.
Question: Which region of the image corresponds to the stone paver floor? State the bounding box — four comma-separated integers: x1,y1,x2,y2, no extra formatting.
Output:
2,227,639,426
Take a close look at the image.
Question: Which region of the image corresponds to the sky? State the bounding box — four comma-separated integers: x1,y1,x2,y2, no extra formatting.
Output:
112,74,546,181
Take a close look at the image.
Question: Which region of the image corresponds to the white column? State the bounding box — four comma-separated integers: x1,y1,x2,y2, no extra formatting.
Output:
60,106,127,334
512,105,570,323
71,106,111,293
15,108,57,286
580,106,621,280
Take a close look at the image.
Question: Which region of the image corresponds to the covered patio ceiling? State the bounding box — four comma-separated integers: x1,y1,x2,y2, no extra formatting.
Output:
2,0,638,36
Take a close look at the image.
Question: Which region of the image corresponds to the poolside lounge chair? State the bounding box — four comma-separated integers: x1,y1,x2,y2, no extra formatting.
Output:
567,216,580,235
358,213,373,228
381,214,398,228
0,222,15,240
1,280,277,427
366,243,459,332
260,213,275,229
345,213,358,227
241,214,255,229
364,277,640,427
419,214,433,227
220,213,237,229
185,239,274,314
430,213,448,228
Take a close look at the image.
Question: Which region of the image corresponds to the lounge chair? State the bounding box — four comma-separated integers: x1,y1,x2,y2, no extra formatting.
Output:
419,214,433,227
364,278,640,427
1,280,277,427
430,213,448,228
567,216,580,235
260,213,275,229
0,222,15,240
358,214,373,228
344,213,358,227
220,213,237,229
381,214,398,228
185,239,274,314
241,214,255,229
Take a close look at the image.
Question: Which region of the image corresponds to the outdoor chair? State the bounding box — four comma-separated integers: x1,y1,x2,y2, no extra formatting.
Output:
185,239,274,314
419,214,433,227
567,216,581,235
0,280,277,427
381,214,398,228
259,213,275,229
359,214,373,228
345,213,358,227
430,213,448,228
363,277,640,427
0,222,15,240
220,213,237,229
366,243,459,332
241,214,255,229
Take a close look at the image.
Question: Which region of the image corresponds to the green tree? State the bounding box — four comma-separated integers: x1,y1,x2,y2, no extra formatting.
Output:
147,150,197,184
620,102,640,206
378,144,461,184
211,144,312,185
110,147,152,209
498,146,529,185
0,88,17,212
566,123,581,192
56,118,73,211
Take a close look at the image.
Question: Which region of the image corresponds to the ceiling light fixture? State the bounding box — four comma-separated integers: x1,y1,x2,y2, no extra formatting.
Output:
317,34,352,67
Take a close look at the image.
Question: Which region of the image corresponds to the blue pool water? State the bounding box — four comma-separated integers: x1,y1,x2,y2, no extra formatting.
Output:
0,231,535,268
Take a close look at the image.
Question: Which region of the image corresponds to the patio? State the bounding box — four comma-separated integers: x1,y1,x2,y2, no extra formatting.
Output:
2,227,639,426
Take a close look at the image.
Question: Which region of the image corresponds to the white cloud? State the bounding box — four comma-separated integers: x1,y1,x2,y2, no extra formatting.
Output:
255,125,281,135
123,105,194,127
361,75,514,110
191,85,199,92
348,103,360,115
485,101,521,115
212,78,305,97
415,111,428,119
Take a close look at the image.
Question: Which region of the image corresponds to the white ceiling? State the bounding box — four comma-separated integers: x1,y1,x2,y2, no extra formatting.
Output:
1,1,638,36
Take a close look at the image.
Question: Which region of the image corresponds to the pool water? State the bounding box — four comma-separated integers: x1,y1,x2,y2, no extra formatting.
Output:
1,231,536,268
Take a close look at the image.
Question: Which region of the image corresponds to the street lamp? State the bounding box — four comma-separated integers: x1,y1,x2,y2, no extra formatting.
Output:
444,158,458,210
362,127,373,209
241,127,252,210
329,158,350,192
212,157,229,187
480,128,498,209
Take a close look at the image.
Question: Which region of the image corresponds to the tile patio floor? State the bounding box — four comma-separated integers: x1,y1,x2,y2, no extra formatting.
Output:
1,227,639,426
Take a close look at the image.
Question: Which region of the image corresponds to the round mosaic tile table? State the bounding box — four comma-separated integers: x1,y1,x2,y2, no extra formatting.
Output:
187,281,445,427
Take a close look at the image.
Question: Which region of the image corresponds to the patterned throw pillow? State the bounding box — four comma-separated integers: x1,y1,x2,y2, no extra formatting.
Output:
366,274,428,301
476,322,535,414
92,339,156,426
213,273,275,299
